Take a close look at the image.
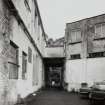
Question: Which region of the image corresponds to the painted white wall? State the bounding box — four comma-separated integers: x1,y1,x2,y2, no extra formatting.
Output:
0,0,46,104
87,58,105,84
68,43,82,55
65,58,105,91
8,15,44,100
11,0,46,57
45,47,64,58
11,0,31,33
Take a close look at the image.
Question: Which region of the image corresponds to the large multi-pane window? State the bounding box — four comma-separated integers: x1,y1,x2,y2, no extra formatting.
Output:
8,41,18,79
22,52,27,79
70,30,81,43
95,23,105,38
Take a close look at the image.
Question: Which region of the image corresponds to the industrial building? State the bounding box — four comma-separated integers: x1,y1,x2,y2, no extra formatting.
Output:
0,0,46,104
65,14,105,91
1,0,105,105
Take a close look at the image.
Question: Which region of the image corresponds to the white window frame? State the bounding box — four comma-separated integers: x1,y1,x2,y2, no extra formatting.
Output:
95,23,105,38
70,29,81,43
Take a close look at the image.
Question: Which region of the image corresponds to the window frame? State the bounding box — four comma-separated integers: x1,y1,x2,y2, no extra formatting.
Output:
8,41,19,79
22,51,27,80
95,23,105,39
88,52,105,58
28,47,32,63
69,29,82,44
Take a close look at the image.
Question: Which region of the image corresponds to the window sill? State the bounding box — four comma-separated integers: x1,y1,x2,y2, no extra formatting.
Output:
94,37,105,41
8,61,20,67
69,58,81,60
68,41,82,45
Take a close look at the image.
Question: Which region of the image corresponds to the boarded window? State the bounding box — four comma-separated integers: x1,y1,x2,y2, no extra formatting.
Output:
28,47,32,63
22,52,27,79
8,41,18,79
70,30,81,43
70,54,81,60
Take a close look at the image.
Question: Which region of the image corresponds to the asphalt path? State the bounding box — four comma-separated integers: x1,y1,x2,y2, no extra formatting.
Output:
26,89,90,105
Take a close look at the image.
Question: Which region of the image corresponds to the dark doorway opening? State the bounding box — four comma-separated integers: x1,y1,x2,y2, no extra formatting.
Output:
44,58,65,89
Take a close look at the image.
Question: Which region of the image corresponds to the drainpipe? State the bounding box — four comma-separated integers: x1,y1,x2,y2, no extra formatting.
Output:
63,28,68,90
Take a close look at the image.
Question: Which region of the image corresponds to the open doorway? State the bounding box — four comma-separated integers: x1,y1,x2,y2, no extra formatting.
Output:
44,58,65,89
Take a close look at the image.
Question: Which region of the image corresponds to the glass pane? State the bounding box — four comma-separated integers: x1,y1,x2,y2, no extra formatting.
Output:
22,52,27,79
9,45,17,63
28,47,32,63
71,31,76,42
102,23,105,37
76,31,81,41
95,24,101,37
33,55,38,85
71,30,81,42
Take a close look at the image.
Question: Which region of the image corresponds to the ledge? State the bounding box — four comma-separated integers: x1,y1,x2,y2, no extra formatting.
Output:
94,37,105,41
68,41,82,45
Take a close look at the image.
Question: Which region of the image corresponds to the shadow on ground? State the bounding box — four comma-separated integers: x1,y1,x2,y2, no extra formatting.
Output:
19,88,91,105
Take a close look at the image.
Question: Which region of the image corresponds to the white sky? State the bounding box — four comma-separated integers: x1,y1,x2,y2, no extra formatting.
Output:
37,0,105,40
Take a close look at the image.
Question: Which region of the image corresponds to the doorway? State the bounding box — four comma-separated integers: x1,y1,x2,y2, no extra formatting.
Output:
44,58,65,89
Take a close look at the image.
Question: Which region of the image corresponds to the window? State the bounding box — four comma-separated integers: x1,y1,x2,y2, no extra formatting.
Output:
95,23,105,38
38,19,40,26
70,30,81,43
37,24,40,40
70,54,81,60
28,47,32,63
24,0,31,12
8,41,18,79
34,10,38,27
22,52,27,79
32,54,38,85
88,52,105,58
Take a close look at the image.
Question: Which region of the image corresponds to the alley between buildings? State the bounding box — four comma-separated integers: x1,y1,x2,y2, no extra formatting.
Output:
25,89,89,105
1,0,105,105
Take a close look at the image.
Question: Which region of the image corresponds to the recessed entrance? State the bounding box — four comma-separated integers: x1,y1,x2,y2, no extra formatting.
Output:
44,58,65,89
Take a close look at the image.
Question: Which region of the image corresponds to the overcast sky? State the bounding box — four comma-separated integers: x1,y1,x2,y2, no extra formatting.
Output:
37,0,105,40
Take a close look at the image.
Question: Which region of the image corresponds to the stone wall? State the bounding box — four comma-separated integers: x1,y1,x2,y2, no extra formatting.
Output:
0,0,46,105
0,0,10,104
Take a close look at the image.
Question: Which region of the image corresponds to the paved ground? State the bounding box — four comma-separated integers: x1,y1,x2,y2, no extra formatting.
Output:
26,89,90,105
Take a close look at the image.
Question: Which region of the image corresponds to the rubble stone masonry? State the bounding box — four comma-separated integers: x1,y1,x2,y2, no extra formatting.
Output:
0,0,10,105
